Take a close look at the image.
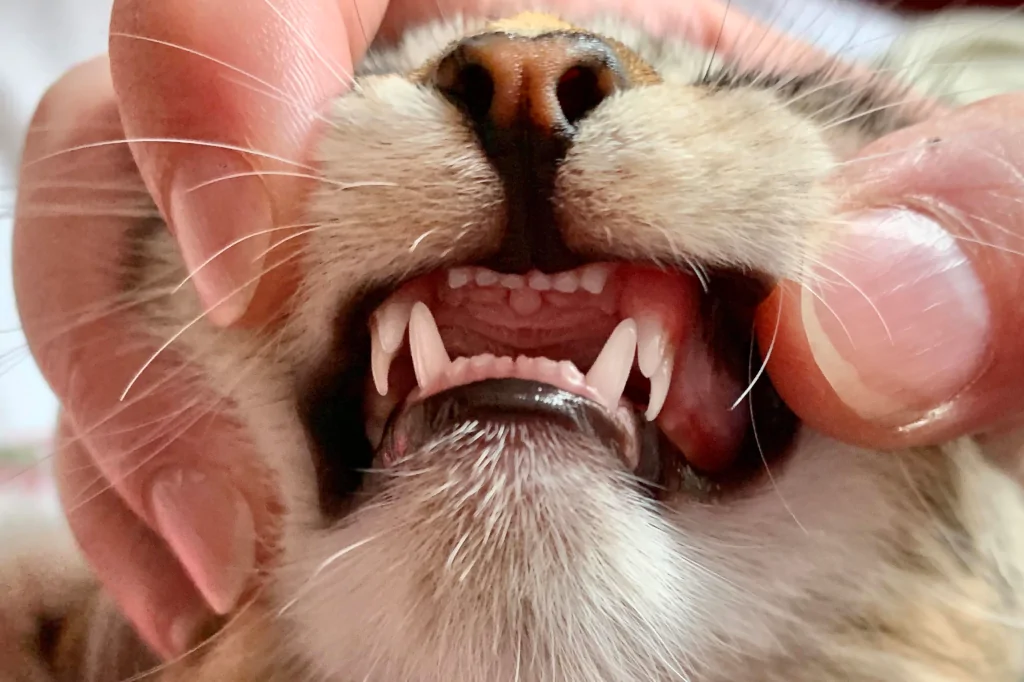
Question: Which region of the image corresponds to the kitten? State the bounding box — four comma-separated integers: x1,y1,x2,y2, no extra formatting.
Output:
4,10,1024,682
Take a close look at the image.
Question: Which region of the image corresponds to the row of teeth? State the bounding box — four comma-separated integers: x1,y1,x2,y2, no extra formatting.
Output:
447,264,614,295
370,300,675,421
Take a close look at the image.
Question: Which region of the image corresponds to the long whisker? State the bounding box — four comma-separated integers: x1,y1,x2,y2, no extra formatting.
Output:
173,221,323,292
746,292,807,535
185,172,396,193
25,138,317,172
730,290,780,411
121,250,302,401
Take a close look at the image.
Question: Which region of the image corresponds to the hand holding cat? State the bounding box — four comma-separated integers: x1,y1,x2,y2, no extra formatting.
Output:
12,0,1024,660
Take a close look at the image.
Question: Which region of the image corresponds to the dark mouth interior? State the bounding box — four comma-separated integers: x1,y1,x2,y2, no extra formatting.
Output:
301,262,798,518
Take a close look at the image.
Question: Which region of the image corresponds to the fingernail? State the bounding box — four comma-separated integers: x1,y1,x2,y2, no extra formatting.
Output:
150,468,256,615
169,150,272,327
802,209,989,425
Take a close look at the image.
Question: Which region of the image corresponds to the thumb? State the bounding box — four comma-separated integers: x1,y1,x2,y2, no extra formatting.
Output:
760,94,1024,449
108,0,389,327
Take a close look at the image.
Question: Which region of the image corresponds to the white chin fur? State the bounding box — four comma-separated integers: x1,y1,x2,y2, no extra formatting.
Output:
274,429,901,682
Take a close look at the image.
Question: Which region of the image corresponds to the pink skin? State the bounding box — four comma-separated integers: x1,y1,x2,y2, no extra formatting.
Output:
12,0,1024,660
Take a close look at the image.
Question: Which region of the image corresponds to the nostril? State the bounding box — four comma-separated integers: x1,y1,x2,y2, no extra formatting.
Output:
436,57,495,124
556,64,614,126
430,33,627,135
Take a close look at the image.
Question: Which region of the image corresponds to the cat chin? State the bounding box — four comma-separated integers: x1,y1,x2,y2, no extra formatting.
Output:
269,427,914,682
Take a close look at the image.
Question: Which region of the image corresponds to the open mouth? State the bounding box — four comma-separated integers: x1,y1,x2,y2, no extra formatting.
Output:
304,261,798,514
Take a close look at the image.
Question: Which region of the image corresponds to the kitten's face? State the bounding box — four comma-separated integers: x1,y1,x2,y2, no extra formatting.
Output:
130,11,1024,682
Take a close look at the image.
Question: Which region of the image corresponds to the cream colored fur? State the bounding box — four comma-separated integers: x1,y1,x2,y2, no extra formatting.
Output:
4,10,1024,682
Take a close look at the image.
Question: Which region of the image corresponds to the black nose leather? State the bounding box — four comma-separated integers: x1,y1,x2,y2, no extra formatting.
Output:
431,31,628,273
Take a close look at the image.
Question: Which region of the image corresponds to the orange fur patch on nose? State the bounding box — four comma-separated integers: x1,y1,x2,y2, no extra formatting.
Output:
486,11,575,36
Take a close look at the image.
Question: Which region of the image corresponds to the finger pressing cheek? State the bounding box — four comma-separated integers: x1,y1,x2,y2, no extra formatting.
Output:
108,0,390,327
760,94,1024,449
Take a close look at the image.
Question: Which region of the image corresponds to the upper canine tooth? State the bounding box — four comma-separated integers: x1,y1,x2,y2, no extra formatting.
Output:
580,264,612,294
586,319,638,409
636,314,677,420
409,302,451,390
369,297,414,396
646,356,674,421
370,317,395,396
637,315,668,379
375,300,413,354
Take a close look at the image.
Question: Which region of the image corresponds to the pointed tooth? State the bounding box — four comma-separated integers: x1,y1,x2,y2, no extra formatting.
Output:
375,300,413,354
637,315,668,379
370,319,396,396
586,319,638,409
408,302,450,390
645,355,674,421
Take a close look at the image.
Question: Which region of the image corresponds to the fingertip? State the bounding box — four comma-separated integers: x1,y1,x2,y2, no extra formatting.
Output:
54,423,216,660
149,468,257,616
109,0,370,326
762,94,1024,447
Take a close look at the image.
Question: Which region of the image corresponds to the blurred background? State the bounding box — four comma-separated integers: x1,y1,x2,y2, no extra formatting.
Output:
1,0,114,517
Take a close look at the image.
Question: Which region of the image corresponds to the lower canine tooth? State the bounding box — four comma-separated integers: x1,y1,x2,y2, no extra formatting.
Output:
586,319,638,409
409,302,451,390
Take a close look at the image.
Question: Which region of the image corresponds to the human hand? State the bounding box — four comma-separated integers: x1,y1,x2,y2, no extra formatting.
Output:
13,0,1024,663
758,93,1024,452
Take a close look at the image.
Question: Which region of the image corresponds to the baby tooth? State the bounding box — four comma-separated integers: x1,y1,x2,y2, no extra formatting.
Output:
645,356,674,421
637,315,668,379
553,272,579,293
580,264,612,294
475,269,499,286
500,274,525,289
370,318,395,396
409,302,451,390
447,268,472,289
375,300,413,354
586,319,638,409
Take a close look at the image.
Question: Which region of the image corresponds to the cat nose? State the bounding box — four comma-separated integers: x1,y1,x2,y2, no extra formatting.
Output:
429,30,630,274
432,31,626,138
